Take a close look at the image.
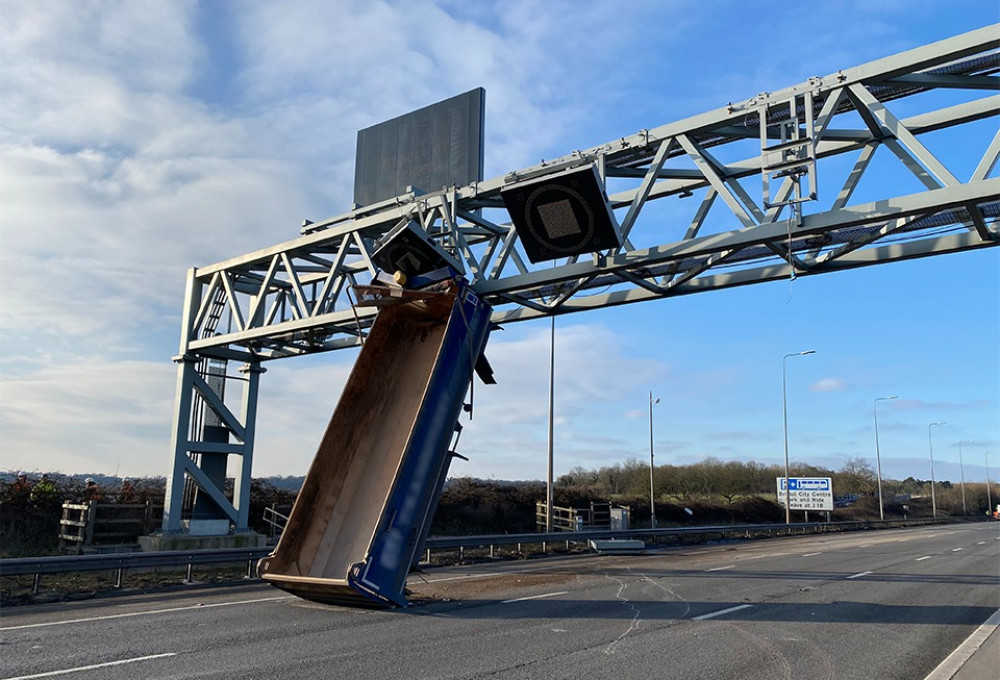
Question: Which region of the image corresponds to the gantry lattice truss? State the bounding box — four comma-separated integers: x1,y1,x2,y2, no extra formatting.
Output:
162,26,999,531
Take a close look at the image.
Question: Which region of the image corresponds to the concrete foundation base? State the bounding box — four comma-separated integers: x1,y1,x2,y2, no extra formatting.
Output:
589,539,645,554
138,531,266,552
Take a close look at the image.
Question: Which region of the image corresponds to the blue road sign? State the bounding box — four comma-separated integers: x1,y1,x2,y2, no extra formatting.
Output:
779,477,831,491
776,477,835,511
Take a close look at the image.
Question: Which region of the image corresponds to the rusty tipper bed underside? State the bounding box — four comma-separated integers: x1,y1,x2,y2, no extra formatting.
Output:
258,279,493,607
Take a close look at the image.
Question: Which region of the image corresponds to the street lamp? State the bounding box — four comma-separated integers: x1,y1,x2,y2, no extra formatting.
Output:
782,350,816,524
649,391,660,529
927,422,946,518
873,396,897,520
546,315,555,533
958,441,968,515
986,452,993,517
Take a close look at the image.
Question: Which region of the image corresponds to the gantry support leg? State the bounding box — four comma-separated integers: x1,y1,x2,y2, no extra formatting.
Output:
161,353,265,533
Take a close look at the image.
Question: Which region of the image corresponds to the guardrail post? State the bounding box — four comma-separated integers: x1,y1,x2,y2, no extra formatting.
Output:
185,562,194,583
85,501,97,548
32,573,41,594
245,559,254,579
143,501,155,535
115,568,124,589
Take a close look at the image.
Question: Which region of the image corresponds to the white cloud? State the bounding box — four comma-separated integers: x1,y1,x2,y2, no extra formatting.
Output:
0,2,202,149
0,0,996,486
0,358,176,476
0,142,310,359
219,322,668,479
450,322,670,478
892,398,994,411
811,378,848,393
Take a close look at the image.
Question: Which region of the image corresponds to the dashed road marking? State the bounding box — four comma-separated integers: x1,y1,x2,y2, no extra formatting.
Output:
846,571,872,579
3,653,177,679
916,556,932,561
706,565,736,572
693,604,753,621
0,596,293,631
424,572,502,583
501,591,568,604
802,552,823,557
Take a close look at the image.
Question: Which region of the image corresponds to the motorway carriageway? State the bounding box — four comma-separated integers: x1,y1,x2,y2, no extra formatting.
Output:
1,522,997,680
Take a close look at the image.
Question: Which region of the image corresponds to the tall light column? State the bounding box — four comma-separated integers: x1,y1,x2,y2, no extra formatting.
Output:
546,315,555,533
928,422,946,518
649,391,660,529
958,440,967,515
873,395,897,521
782,350,816,524
986,452,993,517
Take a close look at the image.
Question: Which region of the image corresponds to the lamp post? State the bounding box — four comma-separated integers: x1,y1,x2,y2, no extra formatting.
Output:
927,422,946,518
546,315,555,533
782,350,816,524
986,452,993,517
873,396,897,520
958,440,967,515
649,391,660,529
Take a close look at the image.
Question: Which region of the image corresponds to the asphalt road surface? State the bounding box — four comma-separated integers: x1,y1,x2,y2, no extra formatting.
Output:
2,523,998,680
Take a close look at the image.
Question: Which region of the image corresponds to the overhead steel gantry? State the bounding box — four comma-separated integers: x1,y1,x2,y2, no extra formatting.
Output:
161,25,999,533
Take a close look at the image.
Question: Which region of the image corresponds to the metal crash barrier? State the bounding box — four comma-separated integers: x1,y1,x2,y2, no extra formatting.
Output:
2,518,959,596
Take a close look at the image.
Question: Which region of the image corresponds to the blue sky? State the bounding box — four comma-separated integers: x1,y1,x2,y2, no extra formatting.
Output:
1,1,997,487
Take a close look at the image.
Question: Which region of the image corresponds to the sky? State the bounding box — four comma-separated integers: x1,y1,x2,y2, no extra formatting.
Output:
1,1,998,489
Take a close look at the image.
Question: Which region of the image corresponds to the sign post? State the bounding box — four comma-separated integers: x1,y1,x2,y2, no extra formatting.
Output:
776,477,834,515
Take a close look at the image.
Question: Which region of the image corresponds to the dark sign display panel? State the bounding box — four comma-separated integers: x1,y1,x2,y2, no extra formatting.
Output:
354,88,485,208
500,164,621,263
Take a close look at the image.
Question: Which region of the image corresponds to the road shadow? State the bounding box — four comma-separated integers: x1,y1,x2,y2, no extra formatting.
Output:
406,597,998,626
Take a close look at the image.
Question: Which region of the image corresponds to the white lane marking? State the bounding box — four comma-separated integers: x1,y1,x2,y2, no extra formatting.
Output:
977,541,986,545
423,572,501,583
693,604,753,621
923,609,1000,680
0,596,293,631
846,571,872,579
746,552,788,560
3,653,177,680
951,548,964,552
916,556,932,561
802,552,823,557
501,591,568,604
706,565,736,572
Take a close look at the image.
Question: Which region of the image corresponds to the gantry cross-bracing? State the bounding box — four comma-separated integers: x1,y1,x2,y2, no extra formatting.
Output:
162,25,999,533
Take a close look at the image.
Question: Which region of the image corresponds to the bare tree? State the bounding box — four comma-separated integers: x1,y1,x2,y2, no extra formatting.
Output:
836,457,878,495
